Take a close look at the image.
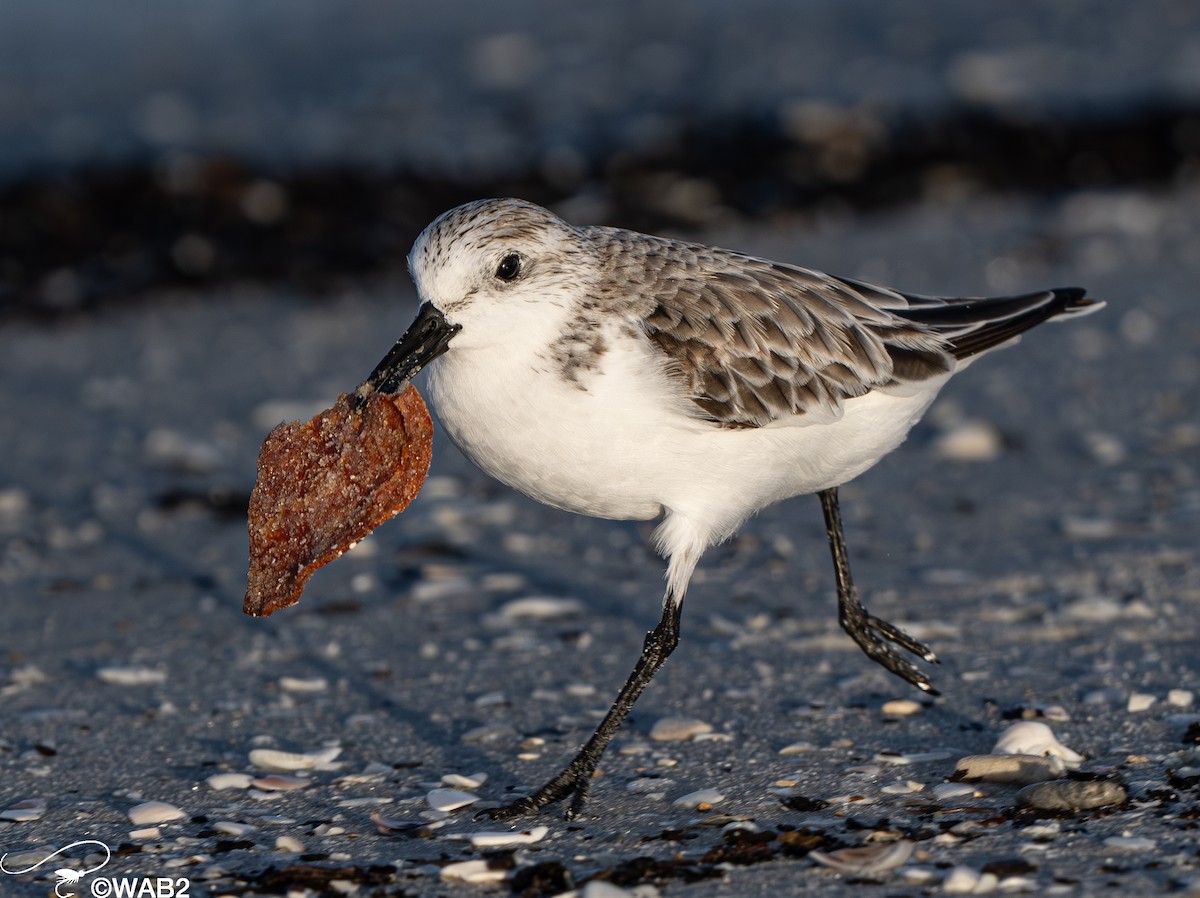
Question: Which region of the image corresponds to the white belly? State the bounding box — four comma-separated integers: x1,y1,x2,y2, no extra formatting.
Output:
424,331,946,541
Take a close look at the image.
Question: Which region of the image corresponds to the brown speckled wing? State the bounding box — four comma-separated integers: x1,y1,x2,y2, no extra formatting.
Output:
592,231,953,428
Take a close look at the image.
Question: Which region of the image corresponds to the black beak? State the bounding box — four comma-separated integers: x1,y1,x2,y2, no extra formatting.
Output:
355,304,460,408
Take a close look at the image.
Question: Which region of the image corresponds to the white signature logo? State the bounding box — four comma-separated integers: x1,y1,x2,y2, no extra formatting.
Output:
1,840,112,897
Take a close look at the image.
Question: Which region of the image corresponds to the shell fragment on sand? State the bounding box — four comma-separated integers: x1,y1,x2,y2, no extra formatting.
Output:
243,386,433,617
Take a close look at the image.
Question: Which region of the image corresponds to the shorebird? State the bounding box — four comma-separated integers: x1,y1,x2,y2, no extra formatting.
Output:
357,198,1102,818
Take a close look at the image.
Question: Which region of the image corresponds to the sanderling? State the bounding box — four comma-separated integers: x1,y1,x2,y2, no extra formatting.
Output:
358,197,1103,818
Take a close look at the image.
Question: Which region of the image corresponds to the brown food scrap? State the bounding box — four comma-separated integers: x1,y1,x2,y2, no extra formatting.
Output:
244,386,433,617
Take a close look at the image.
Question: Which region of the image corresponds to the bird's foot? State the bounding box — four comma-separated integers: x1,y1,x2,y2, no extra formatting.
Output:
840,598,940,695
481,756,597,822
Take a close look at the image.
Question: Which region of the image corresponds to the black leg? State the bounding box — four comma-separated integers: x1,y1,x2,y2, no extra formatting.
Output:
818,487,939,694
487,599,683,821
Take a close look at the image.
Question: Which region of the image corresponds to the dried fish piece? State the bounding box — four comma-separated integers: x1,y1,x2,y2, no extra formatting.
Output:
244,386,433,617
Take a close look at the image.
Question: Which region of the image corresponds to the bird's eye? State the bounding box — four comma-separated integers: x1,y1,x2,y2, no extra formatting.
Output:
495,253,521,281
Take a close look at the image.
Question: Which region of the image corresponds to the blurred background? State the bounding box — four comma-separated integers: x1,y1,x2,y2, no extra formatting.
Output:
1,6,1199,893
2,0,1198,317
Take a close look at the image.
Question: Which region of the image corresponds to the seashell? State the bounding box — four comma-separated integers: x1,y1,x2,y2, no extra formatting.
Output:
468,825,549,848
128,801,186,825
441,772,488,790
250,774,310,791
212,821,256,836
992,722,1083,768
496,596,584,620
440,859,507,884
672,788,725,809
649,717,712,741
279,676,328,693
426,788,479,811
248,746,341,772
97,666,166,685
275,836,305,853
207,773,254,791
0,798,47,822
943,866,997,894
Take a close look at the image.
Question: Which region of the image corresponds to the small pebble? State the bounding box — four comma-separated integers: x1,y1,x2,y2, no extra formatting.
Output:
649,717,712,741
97,665,167,686
275,835,306,853
128,801,186,825
993,722,1083,767
673,788,725,809
933,420,1003,462
1062,516,1121,539
1016,780,1127,811
955,754,1062,785
249,746,341,771
1168,689,1194,708
129,827,162,840
0,799,47,822
468,825,548,848
426,788,479,811
1127,692,1156,713
809,839,914,876
440,859,507,884
207,773,254,791
881,698,923,717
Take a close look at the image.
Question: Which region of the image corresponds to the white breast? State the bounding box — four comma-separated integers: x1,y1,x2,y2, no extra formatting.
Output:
424,322,950,543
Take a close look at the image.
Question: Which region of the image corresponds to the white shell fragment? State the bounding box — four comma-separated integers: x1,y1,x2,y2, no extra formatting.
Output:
279,676,328,693
207,773,254,791
249,746,342,772
496,596,584,620
426,788,480,811
0,798,47,822
954,754,1062,785
212,821,256,836
128,801,186,825
943,866,998,894
275,835,306,853
992,721,1084,768
881,698,924,717
440,859,507,884
468,825,549,848
97,665,167,685
933,419,1003,461
1103,836,1156,852
649,717,713,741
441,772,488,790
250,774,311,791
672,788,725,809
1168,689,1194,708
809,839,914,876
1127,693,1156,713
932,783,978,803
